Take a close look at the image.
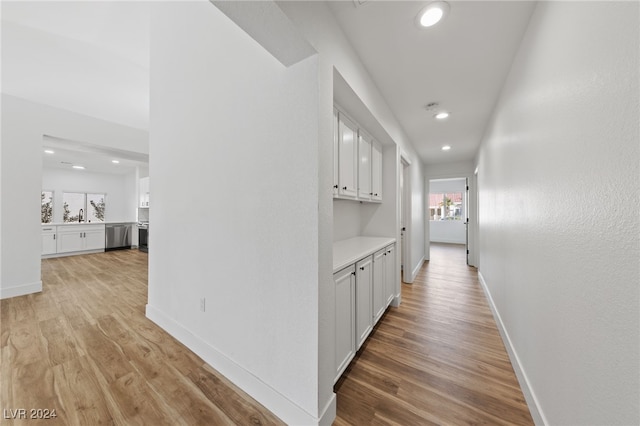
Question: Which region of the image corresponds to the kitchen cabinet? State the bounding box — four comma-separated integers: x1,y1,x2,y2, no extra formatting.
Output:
333,237,396,383
358,130,372,201
373,248,386,323
371,140,383,202
41,226,57,256
139,177,150,207
355,256,373,349
373,243,396,323
333,108,340,197
337,113,358,199
333,106,382,203
57,224,106,254
385,244,396,305
334,265,356,382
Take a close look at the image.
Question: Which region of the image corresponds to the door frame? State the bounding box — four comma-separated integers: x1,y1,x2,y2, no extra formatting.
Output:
400,154,412,284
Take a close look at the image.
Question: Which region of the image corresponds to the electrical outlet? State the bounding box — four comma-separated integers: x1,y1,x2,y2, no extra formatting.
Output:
200,297,206,312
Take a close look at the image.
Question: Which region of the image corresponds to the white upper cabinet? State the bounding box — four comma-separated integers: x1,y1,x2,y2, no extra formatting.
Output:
333,108,340,197
333,106,383,203
337,113,358,199
358,130,372,201
371,140,383,202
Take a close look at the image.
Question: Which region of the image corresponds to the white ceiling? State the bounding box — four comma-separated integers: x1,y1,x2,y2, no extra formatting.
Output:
1,1,149,130
328,1,536,165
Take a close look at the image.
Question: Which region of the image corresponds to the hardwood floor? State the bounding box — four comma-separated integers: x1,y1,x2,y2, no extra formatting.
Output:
2,245,532,425
0,250,284,426
334,243,534,425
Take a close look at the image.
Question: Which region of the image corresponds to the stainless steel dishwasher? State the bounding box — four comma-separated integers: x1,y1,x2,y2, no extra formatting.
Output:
105,223,132,251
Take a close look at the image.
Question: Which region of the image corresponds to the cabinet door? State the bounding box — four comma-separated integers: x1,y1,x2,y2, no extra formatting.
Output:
355,256,373,349
385,244,396,306
358,131,371,201
371,140,383,201
334,266,356,382
338,114,358,199
373,249,386,323
57,231,83,253
83,228,106,251
333,108,339,196
41,228,57,255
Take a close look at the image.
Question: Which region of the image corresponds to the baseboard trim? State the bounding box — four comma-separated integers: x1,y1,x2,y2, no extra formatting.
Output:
0,280,42,299
408,256,425,283
477,272,547,426
146,304,333,426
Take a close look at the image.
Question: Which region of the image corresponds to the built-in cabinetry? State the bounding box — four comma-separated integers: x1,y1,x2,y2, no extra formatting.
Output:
41,226,57,256
42,224,106,257
333,107,382,203
139,177,150,208
333,237,396,383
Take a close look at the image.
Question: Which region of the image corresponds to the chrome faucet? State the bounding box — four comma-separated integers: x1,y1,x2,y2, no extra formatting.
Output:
79,209,84,223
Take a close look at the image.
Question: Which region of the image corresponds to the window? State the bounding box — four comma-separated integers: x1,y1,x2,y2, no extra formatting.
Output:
41,191,53,223
63,192,106,223
429,192,463,221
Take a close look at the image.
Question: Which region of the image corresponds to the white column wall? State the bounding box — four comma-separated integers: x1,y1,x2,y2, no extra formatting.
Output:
148,2,322,423
476,2,639,424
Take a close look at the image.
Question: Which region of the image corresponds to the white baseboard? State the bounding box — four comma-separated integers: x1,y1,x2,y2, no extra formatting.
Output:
145,304,335,426
407,256,425,283
0,280,42,299
477,272,547,426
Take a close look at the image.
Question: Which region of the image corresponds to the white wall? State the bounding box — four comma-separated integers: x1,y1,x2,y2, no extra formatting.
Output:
0,94,147,299
43,168,137,224
148,2,324,424
476,2,639,424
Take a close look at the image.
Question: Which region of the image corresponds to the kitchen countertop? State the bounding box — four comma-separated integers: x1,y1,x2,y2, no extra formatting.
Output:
333,236,396,273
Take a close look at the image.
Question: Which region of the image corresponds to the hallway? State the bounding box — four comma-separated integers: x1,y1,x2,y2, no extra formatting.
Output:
334,243,533,425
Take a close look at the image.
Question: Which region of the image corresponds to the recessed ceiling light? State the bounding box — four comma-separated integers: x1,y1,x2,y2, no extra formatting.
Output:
72,165,85,170
416,1,450,28
44,149,55,154
442,145,451,151
112,160,120,164
435,112,450,120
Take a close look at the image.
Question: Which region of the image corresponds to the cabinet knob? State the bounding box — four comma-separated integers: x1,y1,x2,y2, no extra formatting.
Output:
333,185,338,189
343,186,347,190
359,266,365,271
351,272,356,276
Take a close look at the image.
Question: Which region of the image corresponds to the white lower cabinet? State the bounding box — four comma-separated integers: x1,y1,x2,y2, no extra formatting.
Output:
56,225,106,254
41,226,57,255
384,244,396,305
334,265,356,382
374,244,396,323
333,238,396,383
355,256,373,349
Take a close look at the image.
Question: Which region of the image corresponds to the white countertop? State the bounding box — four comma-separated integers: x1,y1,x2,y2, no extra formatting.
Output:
333,236,396,273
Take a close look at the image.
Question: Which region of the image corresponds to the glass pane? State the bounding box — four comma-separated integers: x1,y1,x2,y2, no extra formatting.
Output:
63,192,84,223
41,191,53,223
444,192,463,220
87,193,106,222
429,194,443,220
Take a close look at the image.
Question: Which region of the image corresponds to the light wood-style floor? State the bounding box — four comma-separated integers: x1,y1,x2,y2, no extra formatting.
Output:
1,245,532,425
334,243,533,425
1,250,284,425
